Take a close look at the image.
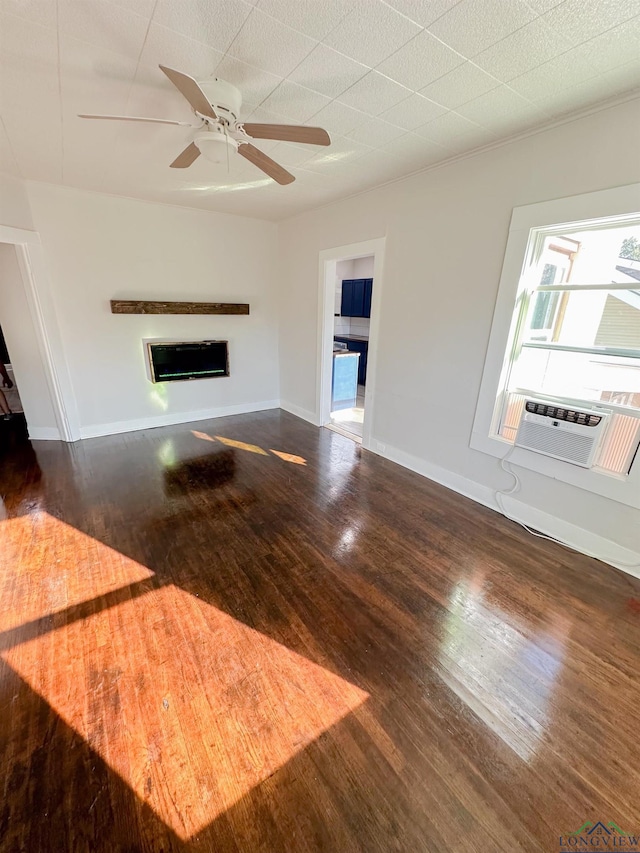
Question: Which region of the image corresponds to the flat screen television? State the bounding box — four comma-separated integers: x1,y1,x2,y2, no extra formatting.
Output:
147,340,229,383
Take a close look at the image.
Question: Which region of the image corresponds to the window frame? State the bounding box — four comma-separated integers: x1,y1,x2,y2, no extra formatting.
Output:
470,183,640,510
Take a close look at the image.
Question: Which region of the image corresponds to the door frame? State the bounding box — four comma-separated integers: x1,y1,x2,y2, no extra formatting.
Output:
317,237,385,450
0,225,80,441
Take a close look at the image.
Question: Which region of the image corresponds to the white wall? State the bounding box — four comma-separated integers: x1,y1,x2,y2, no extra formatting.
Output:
352,256,374,278
0,174,34,231
0,242,59,437
334,259,353,334
27,184,280,437
278,98,640,559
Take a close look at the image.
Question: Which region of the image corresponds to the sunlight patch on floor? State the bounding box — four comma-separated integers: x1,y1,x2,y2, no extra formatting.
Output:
269,449,307,465
0,512,153,632
214,435,269,455
1,513,367,840
331,407,364,425
330,403,364,439
191,430,307,465
191,429,216,442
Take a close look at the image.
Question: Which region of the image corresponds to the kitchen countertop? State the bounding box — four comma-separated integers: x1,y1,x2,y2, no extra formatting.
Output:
333,334,370,342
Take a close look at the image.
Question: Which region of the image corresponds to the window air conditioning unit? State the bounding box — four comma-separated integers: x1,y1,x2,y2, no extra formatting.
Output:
514,399,610,468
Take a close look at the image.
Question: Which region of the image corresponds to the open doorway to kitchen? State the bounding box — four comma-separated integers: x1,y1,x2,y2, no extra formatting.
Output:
330,256,373,440
318,239,385,448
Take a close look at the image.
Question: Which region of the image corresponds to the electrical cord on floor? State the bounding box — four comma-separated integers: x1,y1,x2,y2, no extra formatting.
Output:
495,444,640,570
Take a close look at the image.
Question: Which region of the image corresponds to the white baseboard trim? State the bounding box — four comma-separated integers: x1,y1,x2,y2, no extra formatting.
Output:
28,426,61,440
500,496,640,579
279,400,319,426
368,440,640,578
79,400,280,439
371,440,497,509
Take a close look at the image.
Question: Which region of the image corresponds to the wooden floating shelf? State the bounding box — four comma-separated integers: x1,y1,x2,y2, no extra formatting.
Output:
110,300,250,316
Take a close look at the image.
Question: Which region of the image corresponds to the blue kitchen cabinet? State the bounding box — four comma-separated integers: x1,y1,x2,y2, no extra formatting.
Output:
340,280,354,317
340,278,373,317
341,279,365,317
363,278,373,317
351,279,365,316
349,340,368,385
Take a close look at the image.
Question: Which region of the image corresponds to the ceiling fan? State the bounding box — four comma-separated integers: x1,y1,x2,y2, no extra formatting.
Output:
78,65,331,186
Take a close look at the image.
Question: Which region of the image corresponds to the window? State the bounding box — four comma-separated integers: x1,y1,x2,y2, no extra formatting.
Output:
471,184,640,509
497,218,640,475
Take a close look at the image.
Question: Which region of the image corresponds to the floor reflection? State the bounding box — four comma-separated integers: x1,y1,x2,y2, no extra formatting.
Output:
0,430,42,515
437,573,569,762
163,448,236,496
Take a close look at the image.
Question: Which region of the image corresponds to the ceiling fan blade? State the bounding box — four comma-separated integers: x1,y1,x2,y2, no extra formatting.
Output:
78,114,192,126
237,143,295,185
242,123,330,146
170,142,201,169
159,65,217,121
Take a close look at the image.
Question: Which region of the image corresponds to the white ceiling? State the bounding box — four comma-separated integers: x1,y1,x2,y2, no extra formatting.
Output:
1,0,639,221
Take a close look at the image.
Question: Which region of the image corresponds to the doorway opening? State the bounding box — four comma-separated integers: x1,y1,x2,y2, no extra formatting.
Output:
0,322,28,446
318,239,385,448
330,256,373,440
0,233,79,444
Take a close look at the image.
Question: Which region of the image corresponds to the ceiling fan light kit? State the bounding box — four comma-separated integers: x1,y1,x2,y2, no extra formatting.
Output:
79,65,331,186
194,128,236,164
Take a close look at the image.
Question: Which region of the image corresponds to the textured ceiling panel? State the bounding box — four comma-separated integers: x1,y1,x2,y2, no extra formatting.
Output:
428,0,537,57
0,13,63,183
256,0,354,41
472,19,571,82
418,62,501,109
376,30,466,91
540,0,640,46
260,79,332,122
152,0,253,53
379,94,447,130
56,0,150,59
414,110,494,147
323,0,422,66
339,71,411,115
287,43,369,99
381,0,461,28
309,99,370,136
0,0,638,221
225,8,316,76
346,117,406,147
509,43,610,101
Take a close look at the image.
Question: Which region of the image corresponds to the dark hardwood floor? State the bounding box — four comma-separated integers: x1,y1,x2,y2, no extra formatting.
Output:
1,409,639,852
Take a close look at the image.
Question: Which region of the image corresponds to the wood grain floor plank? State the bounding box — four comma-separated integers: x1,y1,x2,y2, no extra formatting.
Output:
1,410,639,852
